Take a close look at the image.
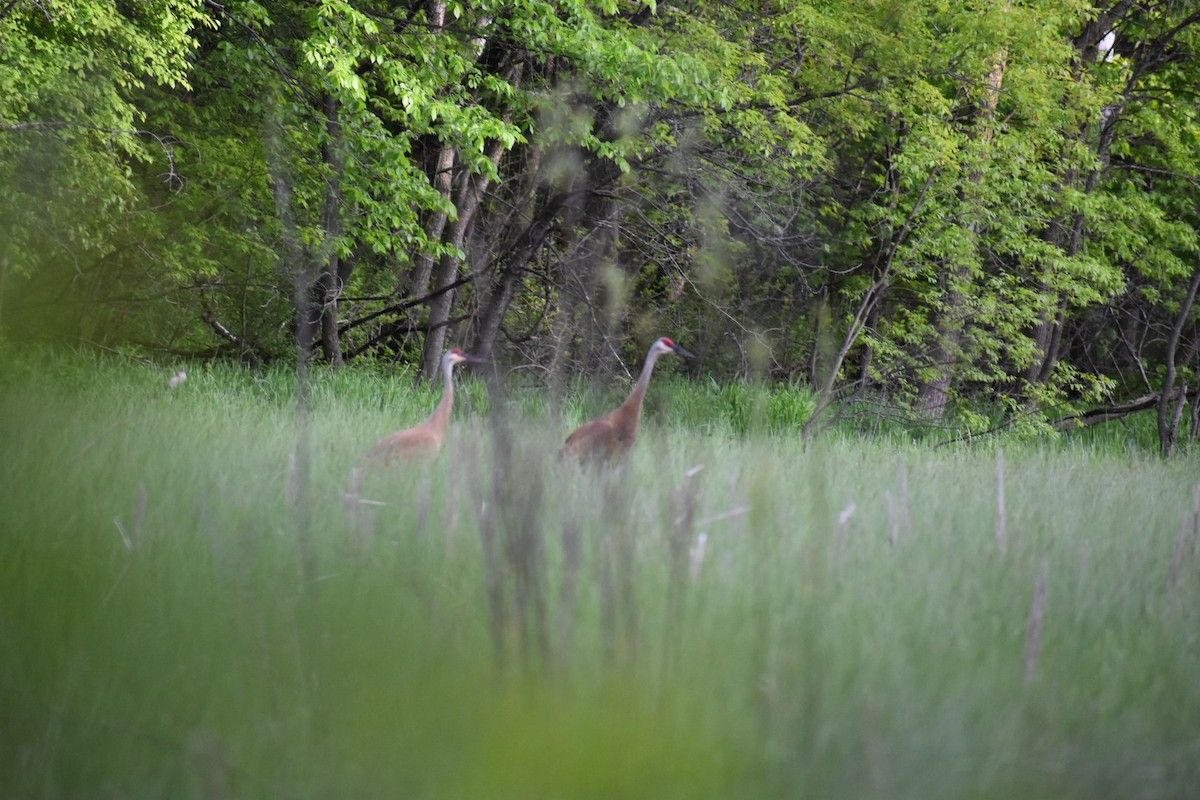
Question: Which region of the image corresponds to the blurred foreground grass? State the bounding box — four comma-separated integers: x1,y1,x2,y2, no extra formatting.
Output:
2,351,1199,799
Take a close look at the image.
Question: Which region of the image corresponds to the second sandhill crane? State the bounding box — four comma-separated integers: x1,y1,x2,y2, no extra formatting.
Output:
560,337,694,463
367,349,476,464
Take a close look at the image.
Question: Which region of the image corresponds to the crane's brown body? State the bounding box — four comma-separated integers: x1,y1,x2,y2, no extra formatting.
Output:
560,382,649,462
368,350,470,465
560,338,693,463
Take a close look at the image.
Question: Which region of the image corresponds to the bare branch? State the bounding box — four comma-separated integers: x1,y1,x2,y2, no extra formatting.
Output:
0,0,53,23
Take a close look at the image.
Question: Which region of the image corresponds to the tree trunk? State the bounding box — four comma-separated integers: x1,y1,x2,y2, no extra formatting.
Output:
318,91,346,366
420,140,506,379
408,144,455,300
419,54,523,379
1158,259,1200,456
559,150,626,376
471,189,567,365
1034,301,1066,384
264,94,316,368
406,0,452,302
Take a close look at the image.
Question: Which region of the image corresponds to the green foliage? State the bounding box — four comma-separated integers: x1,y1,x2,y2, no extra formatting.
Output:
0,0,208,245
0,0,213,346
2,0,1199,448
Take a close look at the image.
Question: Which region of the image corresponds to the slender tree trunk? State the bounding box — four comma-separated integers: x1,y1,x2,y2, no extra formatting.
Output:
563,151,626,376
406,1,452,302
468,144,544,362
545,161,587,391
265,96,316,367
801,171,937,439
318,91,346,366
419,57,523,379
420,139,506,379
471,189,566,364
1158,259,1200,457
409,145,455,300
265,93,318,586
271,93,346,366
855,301,881,396
1034,300,1067,384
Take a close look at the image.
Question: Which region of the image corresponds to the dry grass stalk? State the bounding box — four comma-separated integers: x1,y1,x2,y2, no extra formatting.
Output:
463,432,507,669
341,467,386,551
597,533,618,665
694,505,750,528
885,490,900,551
413,467,435,540
341,466,366,546
285,451,300,506
558,520,583,662
670,466,703,586
443,435,469,549
340,466,363,511
664,465,705,674
689,532,709,582
133,483,148,543
113,516,133,550
597,469,640,666
996,449,1008,555
1169,517,1189,592
1075,542,1091,622
113,483,150,552
1023,559,1049,686
684,502,749,582
501,463,550,670
834,503,855,564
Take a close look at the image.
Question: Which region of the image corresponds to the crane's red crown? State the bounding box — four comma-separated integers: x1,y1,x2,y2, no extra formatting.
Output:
661,338,675,348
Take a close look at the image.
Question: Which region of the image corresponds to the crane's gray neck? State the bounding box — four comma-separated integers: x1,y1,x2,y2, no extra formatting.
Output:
636,346,663,390
620,346,663,414
428,356,456,425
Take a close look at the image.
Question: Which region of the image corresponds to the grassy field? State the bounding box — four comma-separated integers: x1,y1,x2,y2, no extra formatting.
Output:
2,350,1199,799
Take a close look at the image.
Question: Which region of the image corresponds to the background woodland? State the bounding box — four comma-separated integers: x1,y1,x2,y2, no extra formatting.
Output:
3,0,1199,450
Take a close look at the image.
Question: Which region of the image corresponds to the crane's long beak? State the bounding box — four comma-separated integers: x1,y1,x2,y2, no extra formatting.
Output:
671,343,696,358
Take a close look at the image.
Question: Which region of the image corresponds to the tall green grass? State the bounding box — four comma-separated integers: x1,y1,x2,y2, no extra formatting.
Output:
2,351,1199,799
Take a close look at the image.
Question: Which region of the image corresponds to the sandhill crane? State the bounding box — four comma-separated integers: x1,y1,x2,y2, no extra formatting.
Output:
560,337,694,463
367,349,476,464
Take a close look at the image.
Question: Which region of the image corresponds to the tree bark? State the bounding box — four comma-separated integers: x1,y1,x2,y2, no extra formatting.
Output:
420,139,506,379
408,144,455,300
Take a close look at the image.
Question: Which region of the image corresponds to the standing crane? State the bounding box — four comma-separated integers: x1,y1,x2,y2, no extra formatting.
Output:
560,337,694,463
367,349,477,464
